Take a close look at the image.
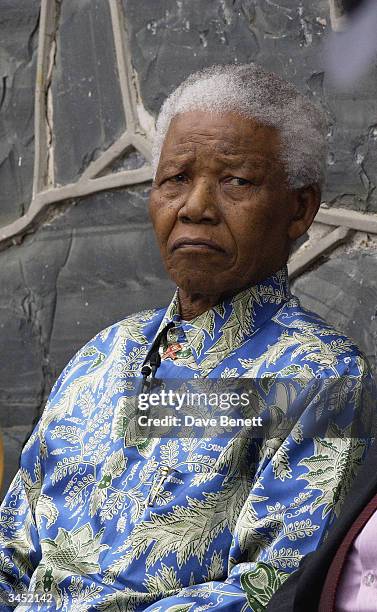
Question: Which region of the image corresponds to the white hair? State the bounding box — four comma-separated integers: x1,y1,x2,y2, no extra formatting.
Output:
152,63,327,189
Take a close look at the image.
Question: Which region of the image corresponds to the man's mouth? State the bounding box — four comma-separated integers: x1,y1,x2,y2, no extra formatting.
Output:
171,238,225,252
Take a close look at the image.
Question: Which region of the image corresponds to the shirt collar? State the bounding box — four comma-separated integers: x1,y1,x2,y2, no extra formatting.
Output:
157,266,292,368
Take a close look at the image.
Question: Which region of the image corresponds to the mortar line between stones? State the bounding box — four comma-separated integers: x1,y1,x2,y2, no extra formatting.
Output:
80,0,154,178
32,0,59,198
0,169,153,249
108,0,138,131
288,226,353,279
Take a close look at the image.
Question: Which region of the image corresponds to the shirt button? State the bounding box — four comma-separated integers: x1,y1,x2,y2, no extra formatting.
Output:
362,571,377,587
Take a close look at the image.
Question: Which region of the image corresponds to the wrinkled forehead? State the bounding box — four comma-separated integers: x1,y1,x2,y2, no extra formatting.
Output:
158,110,282,165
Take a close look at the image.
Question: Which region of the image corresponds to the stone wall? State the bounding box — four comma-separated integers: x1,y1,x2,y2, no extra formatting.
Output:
0,0,376,494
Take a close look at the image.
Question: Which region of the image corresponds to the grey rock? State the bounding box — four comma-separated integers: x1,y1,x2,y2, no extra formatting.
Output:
292,251,377,375
0,225,73,422
0,1,39,224
52,0,126,185
123,0,259,112
124,0,377,211
1,426,33,496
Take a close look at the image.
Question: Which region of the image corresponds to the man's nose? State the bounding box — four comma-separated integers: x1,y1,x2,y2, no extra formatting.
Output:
177,178,220,224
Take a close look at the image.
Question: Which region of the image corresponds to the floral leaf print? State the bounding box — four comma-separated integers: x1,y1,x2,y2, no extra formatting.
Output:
96,591,136,611
184,309,216,357
298,429,367,518
100,491,126,522
283,519,319,542
20,457,42,516
145,562,183,593
88,349,106,371
67,576,103,610
123,415,159,457
272,440,292,481
35,495,59,530
51,456,83,485
74,389,96,418
220,366,239,378
40,523,108,577
118,310,155,345
111,395,138,442
204,551,225,581
160,440,180,467
268,547,303,569
234,491,270,554
51,425,83,446
240,562,290,612
104,449,127,479
199,287,261,374
105,493,226,581
40,326,145,435
213,303,226,318
96,588,156,611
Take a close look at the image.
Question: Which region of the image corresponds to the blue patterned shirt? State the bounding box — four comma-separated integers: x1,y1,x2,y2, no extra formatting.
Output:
0,267,374,611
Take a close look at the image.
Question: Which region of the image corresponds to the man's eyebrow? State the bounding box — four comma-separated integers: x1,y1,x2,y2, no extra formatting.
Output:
157,153,195,171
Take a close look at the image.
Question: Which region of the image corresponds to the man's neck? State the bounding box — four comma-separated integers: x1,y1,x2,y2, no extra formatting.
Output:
176,267,290,321
177,290,221,321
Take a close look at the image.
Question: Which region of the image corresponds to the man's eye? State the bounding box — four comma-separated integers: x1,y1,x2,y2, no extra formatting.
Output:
225,177,251,186
167,174,188,183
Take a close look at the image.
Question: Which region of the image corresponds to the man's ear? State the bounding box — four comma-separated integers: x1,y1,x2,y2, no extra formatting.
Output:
287,184,321,241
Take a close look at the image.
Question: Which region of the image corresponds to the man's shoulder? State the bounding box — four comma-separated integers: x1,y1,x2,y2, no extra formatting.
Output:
51,306,166,395
87,305,168,347
271,297,370,374
274,297,360,347
38,305,169,428
94,306,163,343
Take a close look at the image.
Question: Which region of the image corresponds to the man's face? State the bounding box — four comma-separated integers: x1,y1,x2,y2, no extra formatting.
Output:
149,110,302,298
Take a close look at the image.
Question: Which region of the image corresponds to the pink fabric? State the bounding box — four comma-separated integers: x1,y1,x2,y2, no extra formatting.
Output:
336,509,377,611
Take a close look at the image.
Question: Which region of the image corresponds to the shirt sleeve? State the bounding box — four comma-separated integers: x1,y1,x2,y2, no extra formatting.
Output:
142,358,375,612
0,347,86,610
0,453,42,609
0,321,123,610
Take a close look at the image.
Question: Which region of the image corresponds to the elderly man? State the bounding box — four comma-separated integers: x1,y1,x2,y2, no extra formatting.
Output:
0,64,374,611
